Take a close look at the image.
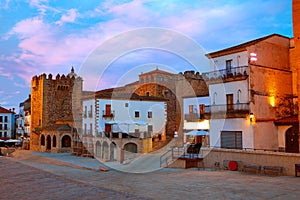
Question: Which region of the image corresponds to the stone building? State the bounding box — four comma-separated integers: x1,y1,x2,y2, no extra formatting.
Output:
30,67,82,152
115,68,208,143
292,0,300,152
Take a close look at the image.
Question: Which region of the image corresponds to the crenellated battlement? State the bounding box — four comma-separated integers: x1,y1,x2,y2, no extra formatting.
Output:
31,68,83,91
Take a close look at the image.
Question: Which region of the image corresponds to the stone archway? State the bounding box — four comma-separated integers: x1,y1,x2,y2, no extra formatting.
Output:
95,141,101,159
53,135,57,148
46,135,51,150
102,141,109,160
286,126,299,153
110,142,117,160
62,135,71,148
40,134,45,146
124,142,137,153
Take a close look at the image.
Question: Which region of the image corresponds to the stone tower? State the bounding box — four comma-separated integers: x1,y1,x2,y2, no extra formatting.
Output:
30,68,83,151
292,1,300,124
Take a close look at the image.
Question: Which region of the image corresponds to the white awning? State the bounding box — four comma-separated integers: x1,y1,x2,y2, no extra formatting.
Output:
185,130,208,136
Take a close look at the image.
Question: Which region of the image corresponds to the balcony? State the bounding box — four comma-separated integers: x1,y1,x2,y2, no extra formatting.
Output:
102,110,115,119
203,66,249,84
204,103,250,118
185,113,199,122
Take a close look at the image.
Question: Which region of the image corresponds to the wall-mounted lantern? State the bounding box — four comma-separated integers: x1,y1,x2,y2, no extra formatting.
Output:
249,112,254,123
250,53,257,62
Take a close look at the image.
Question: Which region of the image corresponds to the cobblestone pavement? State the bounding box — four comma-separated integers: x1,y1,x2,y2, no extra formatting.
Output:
1,151,300,200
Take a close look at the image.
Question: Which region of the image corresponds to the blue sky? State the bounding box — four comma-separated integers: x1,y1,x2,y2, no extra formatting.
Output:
0,0,293,111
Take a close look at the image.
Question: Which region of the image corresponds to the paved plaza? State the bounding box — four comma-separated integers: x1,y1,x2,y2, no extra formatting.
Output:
1,151,300,199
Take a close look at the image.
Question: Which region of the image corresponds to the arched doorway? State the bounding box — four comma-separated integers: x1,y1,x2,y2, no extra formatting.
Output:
53,135,56,148
102,141,109,160
62,135,71,148
40,134,45,146
286,127,299,153
110,142,117,160
124,142,137,153
46,135,51,150
95,141,101,158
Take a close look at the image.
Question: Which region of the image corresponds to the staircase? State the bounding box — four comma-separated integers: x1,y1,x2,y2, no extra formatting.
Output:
160,147,186,168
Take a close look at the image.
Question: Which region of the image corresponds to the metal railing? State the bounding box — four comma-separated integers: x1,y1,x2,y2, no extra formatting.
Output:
203,66,249,80
205,103,249,113
102,110,115,118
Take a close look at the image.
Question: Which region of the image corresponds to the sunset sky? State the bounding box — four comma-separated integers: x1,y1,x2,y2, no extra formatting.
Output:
0,0,293,111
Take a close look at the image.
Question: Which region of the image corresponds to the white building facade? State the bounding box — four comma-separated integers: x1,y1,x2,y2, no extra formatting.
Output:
203,34,293,151
81,90,167,161
0,106,15,139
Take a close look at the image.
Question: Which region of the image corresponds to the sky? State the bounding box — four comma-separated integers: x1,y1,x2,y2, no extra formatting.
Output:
0,0,293,112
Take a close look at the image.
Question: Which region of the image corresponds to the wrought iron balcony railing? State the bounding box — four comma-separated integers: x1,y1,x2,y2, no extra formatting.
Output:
205,103,250,114
203,66,249,82
102,110,115,119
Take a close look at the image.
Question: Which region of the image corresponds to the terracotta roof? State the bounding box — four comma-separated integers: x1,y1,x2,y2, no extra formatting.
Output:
206,34,289,58
95,89,167,102
274,116,299,125
0,106,14,114
139,68,175,77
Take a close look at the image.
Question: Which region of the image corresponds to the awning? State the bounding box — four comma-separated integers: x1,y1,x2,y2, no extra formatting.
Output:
185,130,208,136
4,139,21,143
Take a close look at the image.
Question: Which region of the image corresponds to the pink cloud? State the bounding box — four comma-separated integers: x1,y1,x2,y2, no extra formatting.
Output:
55,8,78,26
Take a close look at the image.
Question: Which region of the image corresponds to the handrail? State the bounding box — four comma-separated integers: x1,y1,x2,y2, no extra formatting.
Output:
159,147,187,168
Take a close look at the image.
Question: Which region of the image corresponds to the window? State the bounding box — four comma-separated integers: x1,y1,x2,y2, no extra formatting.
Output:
165,76,168,82
4,124,7,130
84,123,87,135
151,76,154,82
89,105,93,117
157,75,162,82
105,124,111,133
221,131,242,149
0,132,2,137
125,103,129,107
0,124,2,130
141,78,144,83
84,106,87,117
4,116,7,123
146,77,149,83
189,105,194,114
213,92,217,105
226,60,232,74
146,92,150,96
148,111,152,119
90,123,93,135
226,94,234,111
135,111,140,118
0,116,2,122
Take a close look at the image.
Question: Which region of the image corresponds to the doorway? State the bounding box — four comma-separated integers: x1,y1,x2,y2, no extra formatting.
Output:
286,127,299,153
